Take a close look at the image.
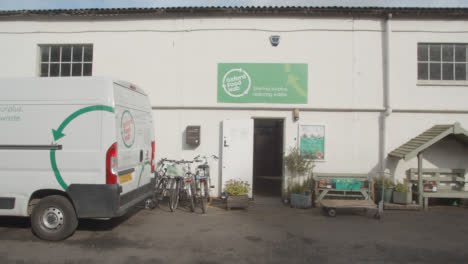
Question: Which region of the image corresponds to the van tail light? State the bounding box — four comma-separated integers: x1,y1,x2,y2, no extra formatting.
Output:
151,141,156,172
106,142,118,184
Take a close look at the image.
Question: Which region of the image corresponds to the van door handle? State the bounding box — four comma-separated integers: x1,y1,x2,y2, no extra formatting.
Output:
140,150,143,162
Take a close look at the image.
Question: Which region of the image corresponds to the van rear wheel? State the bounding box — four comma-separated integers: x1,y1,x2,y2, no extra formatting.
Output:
31,195,78,241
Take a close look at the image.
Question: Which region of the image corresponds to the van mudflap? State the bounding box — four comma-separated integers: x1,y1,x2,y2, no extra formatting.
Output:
66,178,154,218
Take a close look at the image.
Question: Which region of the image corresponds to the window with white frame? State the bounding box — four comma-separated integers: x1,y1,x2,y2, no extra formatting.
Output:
40,44,93,77
418,43,468,81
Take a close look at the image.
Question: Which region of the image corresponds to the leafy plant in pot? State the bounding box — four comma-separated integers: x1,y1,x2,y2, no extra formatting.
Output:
284,147,316,208
393,182,412,205
373,175,395,203
223,179,250,210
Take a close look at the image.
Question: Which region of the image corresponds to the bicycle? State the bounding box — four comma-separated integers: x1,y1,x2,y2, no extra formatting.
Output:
148,158,176,210
168,160,196,212
193,155,218,214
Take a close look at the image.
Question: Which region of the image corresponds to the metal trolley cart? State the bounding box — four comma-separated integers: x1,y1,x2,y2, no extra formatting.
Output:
319,199,380,218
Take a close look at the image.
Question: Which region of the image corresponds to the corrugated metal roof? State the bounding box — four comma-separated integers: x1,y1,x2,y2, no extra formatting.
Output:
388,123,468,161
2,1,468,11
1,0,468,17
136,0,468,9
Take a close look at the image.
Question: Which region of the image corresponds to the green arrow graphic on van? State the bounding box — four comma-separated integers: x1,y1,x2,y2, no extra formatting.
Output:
52,105,114,141
50,105,114,190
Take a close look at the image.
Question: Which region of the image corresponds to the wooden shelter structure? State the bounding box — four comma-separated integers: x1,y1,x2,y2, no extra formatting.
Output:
389,123,468,209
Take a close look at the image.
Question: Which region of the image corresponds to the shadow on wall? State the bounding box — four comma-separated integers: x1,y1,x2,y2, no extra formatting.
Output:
380,135,468,183
423,135,468,170
385,156,400,179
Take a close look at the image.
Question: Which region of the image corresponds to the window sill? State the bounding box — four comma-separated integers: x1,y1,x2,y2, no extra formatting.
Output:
417,80,468,87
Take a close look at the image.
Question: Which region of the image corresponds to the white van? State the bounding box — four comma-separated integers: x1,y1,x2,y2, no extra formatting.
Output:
0,77,155,240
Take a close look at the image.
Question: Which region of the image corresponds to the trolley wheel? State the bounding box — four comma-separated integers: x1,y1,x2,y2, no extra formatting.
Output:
327,208,337,217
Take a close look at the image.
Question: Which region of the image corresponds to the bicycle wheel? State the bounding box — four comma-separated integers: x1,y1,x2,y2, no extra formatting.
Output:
205,169,211,202
167,178,174,210
200,180,209,214
188,180,195,212
153,178,165,208
169,178,180,212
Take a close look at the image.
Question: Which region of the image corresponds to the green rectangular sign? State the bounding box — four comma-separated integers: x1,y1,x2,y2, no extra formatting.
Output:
218,63,308,104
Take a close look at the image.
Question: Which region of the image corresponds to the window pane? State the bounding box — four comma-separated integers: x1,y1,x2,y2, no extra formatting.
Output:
442,45,454,62
83,46,93,62
72,46,83,62
429,63,441,80
83,63,92,76
50,46,60,62
442,63,454,80
61,63,71,77
50,63,59,77
455,64,467,80
418,63,428,80
418,44,428,61
429,45,441,61
40,64,49,77
41,47,49,62
72,63,82,76
62,46,71,62
455,45,467,62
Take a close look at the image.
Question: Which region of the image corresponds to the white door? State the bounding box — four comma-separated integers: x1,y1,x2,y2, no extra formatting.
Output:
222,119,254,198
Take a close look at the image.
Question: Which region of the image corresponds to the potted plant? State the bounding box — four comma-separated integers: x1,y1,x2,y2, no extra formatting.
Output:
223,179,250,210
289,181,314,209
373,175,395,203
284,147,315,208
393,182,412,204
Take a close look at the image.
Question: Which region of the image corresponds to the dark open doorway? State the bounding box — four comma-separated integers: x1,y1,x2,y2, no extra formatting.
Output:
253,119,284,197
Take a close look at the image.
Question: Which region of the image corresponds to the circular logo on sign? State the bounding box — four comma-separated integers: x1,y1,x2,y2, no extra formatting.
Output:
222,68,252,97
121,110,135,148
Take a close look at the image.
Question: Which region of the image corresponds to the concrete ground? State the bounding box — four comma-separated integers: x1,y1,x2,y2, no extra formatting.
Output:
1,197,468,264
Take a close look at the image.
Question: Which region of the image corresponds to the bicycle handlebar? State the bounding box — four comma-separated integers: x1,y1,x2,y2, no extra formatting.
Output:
158,156,218,165
159,158,193,164
193,155,219,162
159,158,179,163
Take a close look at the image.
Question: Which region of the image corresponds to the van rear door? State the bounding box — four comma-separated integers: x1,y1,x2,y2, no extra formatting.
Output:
113,82,154,197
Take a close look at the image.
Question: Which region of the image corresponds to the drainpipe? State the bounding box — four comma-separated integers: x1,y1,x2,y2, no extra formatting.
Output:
379,13,392,213
384,13,392,119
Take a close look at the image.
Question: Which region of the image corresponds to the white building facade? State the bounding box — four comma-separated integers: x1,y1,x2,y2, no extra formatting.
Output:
1,3,468,198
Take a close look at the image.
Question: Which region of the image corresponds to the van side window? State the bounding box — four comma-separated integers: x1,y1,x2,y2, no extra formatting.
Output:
39,44,93,77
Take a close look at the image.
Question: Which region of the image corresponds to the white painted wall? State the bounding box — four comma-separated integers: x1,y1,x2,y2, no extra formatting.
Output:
0,16,385,109
1,15,468,195
391,19,468,111
153,109,380,195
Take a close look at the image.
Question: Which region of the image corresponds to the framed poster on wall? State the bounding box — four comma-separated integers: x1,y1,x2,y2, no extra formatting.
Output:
298,124,325,160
